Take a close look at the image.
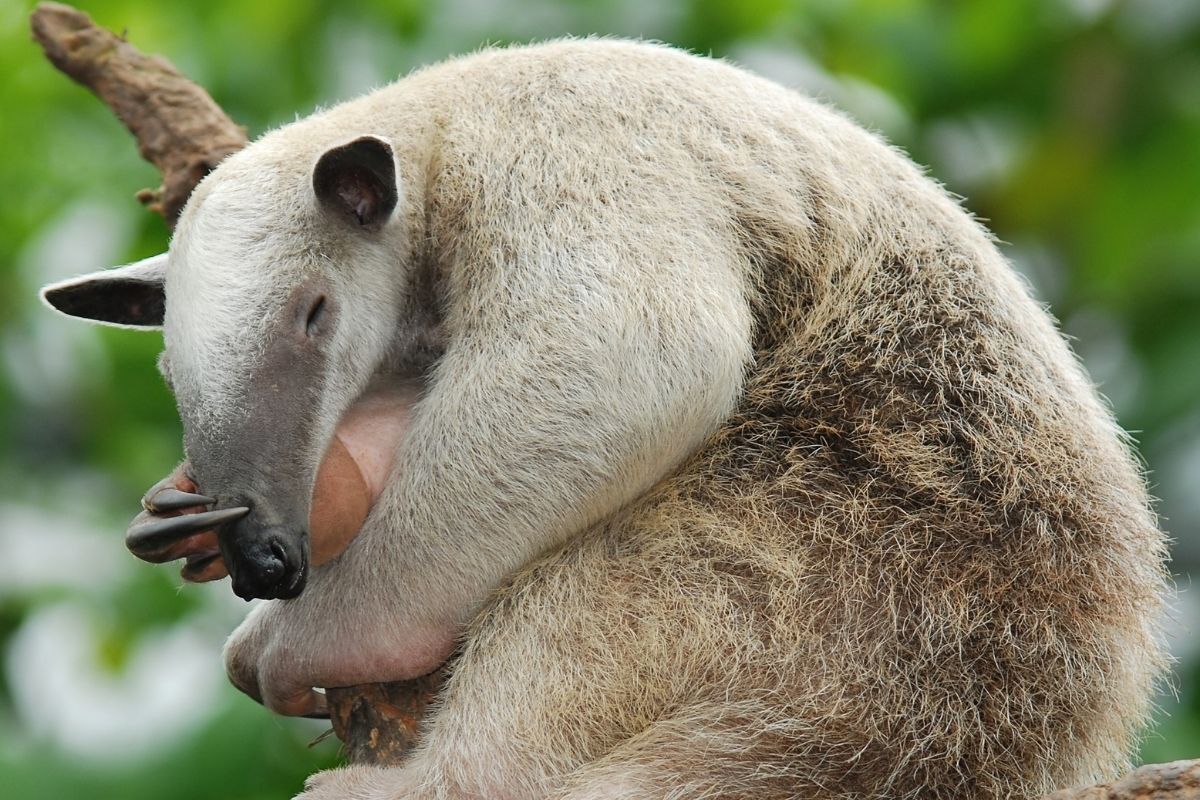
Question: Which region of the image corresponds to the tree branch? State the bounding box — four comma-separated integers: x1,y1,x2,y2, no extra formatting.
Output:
31,1,247,226
1045,759,1200,799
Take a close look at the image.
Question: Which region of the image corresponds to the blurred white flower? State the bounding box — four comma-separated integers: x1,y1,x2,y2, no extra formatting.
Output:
1004,240,1067,307
6,199,137,407
6,602,225,763
728,42,914,140
0,503,130,596
1061,0,1116,23
925,112,1026,193
1118,0,1200,44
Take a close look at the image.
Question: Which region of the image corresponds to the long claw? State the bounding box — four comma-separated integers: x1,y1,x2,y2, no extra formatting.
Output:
139,475,179,509
126,506,250,557
142,488,215,513
180,551,228,582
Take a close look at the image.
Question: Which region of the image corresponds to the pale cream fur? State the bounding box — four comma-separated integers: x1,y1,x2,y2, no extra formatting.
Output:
58,38,1171,799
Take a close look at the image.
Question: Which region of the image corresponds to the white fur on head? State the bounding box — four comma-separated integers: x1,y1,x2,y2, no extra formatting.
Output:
39,253,167,330
165,167,296,437
163,135,406,451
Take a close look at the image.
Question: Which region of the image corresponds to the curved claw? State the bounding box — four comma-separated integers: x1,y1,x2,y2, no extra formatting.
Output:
180,551,228,582
126,506,250,560
142,487,215,513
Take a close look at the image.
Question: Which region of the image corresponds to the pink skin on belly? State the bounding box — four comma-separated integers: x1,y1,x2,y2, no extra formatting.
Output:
305,381,418,568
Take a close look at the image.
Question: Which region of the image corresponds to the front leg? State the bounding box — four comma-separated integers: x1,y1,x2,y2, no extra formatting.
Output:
222,544,457,718
223,601,328,717
223,224,751,720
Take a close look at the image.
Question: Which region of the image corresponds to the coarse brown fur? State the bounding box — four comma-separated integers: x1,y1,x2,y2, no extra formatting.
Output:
372,41,1169,800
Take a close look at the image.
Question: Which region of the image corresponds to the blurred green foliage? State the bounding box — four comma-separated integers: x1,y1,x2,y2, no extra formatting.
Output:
0,0,1197,797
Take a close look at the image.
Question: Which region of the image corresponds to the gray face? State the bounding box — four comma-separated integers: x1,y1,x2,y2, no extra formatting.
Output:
171,283,333,599
40,135,409,600
157,135,404,600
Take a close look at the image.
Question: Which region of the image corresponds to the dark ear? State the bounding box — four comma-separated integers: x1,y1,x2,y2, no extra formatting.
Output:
312,135,398,229
40,253,167,329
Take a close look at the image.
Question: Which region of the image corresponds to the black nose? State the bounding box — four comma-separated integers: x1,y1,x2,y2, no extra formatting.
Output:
223,525,309,600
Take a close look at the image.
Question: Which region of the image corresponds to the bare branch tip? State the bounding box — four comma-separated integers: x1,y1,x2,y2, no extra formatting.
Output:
30,2,94,44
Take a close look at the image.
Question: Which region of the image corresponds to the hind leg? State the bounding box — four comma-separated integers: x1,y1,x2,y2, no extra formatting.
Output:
550,701,815,800
293,524,810,800
299,700,813,800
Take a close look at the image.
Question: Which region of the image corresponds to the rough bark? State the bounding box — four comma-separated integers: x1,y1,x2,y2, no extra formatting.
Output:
1045,760,1200,799
30,1,247,226
29,1,443,766
28,1,1197,793
326,667,448,766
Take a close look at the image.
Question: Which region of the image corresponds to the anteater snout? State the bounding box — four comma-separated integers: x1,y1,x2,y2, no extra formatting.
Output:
223,519,309,601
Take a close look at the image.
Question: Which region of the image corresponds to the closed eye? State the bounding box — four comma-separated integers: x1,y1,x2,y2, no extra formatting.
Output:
305,295,327,337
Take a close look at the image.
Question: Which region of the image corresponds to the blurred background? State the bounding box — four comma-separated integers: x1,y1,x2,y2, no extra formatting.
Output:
0,0,1198,797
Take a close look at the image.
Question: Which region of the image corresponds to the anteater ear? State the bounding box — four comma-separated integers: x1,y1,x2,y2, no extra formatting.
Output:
312,135,398,229
40,253,167,329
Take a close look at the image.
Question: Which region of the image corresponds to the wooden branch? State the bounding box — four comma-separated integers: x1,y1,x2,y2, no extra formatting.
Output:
326,667,448,765
30,1,247,226
29,2,1198,792
30,1,443,766
1045,759,1200,799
